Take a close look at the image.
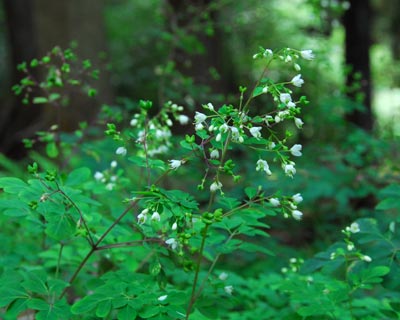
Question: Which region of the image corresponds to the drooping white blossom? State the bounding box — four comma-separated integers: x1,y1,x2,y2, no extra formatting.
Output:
294,117,304,129
194,112,207,123
263,49,273,57
256,159,272,175
362,255,372,262
291,74,304,87
116,147,127,156
94,171,104,181
210,181,223,192
249,126,262,139
224,285,234,295
151,211,161,222
158,295,168,302
292,210,303,220
290,144,302,157
283,163,296,177
137,208,149,224
269,198,280,207
178,115,190,125
280,93,292,105
169,159,182,170
210,149,220,159
300,49,315,60
292,193,303,204
219,272,229,281
348,222,360,233
165,238,178,250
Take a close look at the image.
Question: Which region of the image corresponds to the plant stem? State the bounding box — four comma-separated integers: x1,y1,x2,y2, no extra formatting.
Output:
185,224,209,320
59,198,140,299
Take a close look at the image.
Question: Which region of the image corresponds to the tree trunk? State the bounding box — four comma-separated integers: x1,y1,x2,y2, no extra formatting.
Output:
1,0,41,158
343,0,373,131
166,0,236,105
34,0,113,130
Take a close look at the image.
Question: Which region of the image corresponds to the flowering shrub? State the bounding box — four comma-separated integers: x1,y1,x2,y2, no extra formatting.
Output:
0,46,399,320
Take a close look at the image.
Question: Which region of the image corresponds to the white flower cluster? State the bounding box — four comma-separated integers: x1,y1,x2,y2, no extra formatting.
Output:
127,101,191,158
268,193,304,221
93,161,119,190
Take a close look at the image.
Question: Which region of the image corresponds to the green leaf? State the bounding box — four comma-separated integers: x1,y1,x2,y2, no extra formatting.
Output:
376,198,400,210
33,97,49,104
96,299,112,317
46,142,59,158
245,187,258,199
0,177,27,193
139,305,160,318
252,86,266,98
28,298,49,310
65,167,91,186
118,306,137,320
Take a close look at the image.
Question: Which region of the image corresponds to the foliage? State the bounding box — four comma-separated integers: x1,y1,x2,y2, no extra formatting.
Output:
1,11,400,318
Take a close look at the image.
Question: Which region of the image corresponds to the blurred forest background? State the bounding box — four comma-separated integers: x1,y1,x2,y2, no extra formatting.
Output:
0,0,400,247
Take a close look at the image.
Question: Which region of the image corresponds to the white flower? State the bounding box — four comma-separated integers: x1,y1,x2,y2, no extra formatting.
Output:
294,117,304,129
294,63,301,71
287,101,296,108
290,144,302,157
292,210,303,220
283,163,296,177
106,183,114,191
158,295,168,302
151,211,161,222
292,193,303,203
263,49,273,57
265,115,273,124
349,222,360,233
194,112,207,123
262,86,268,93
110,161,118,168
224,285,234,295
172,221,178,230
116,147,127,156
347,243,354,251
165,238,178,250
256,159,272,175
216,133,222,142
249,126,262,139
285,55,292,63
280,93,292,105
219,123,229,133
178,114,190,125
300,49,315,60
195,123,204,131
210,149,220,159
219,272,228,281
268,141,276,150
274,115,281,123
291,74,304,87
269,198,280,207
362,255,372,262
169,159,182,170
94,171,104,181
137,209,148,224
210,181,223,192
130,118,138,126
206,102,214,111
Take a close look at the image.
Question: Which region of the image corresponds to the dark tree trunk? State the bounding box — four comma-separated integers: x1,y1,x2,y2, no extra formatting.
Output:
34,0,113,131
1,0,42,158
166,0,236,103
343,0,373,131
